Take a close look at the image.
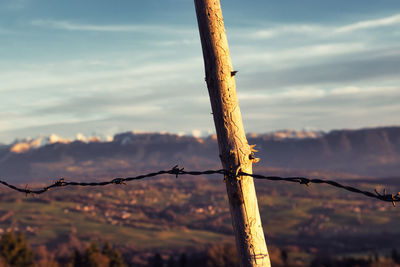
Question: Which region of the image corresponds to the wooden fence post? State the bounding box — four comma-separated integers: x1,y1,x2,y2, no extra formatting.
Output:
194,1,271,266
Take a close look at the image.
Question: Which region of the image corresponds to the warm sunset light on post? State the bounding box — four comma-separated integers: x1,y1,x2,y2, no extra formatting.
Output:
194,0,271,266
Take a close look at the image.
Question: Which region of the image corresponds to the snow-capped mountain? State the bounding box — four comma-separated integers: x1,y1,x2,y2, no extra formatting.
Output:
1,127,399,182
247,130,325,141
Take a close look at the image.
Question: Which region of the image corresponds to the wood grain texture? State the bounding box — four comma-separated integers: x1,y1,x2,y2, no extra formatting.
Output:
194,1,271,266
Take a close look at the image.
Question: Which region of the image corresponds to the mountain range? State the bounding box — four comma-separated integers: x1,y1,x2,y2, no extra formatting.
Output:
0,126,399,183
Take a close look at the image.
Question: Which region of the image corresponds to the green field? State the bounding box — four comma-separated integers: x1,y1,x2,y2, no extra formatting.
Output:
1,175,400,266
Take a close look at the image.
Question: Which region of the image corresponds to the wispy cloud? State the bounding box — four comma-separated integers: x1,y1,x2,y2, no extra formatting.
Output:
239,13,400,41
2,9,400,142
234,42,367,71
240,47,400,90
31,19,192,35
239,85,400,132
245,24,324,40
0,56,206,140
335,13,400,33
0,57,202,92
239,86,399,103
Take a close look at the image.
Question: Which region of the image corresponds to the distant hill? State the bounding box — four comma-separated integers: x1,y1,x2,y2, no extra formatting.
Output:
0,127,399,183
249,127,400,177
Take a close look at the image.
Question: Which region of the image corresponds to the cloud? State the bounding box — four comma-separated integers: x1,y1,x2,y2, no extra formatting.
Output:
239,86,399,103
233,42,367,71
153,38,198,47
33,94,163,119
2,11,400,142
28,13,400,46
244,24,324,40
31,19,192,35
0,57,203,92
335,13,400,33
230,24,324,41
234,13,400,41
0,55,208,142
238,85,400,132
239,46,400,89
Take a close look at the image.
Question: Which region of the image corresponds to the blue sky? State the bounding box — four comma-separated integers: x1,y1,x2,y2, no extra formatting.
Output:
1,0,400,143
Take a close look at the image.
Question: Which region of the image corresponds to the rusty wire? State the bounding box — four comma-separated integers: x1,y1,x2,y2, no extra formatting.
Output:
0,165,399,205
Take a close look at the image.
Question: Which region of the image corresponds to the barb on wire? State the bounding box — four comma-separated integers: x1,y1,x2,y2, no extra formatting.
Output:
0,165,399,205
238,171,400,206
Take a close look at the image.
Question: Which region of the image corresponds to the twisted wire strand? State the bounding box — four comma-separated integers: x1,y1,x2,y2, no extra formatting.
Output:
0,166,398,205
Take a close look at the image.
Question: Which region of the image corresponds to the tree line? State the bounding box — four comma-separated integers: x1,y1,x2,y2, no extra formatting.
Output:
1,231,400,267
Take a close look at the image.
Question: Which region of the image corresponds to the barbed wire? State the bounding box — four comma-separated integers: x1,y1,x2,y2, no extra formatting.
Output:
0,165,399,206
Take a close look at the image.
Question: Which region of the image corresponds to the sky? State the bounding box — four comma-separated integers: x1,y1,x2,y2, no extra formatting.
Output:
1,0,400,143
